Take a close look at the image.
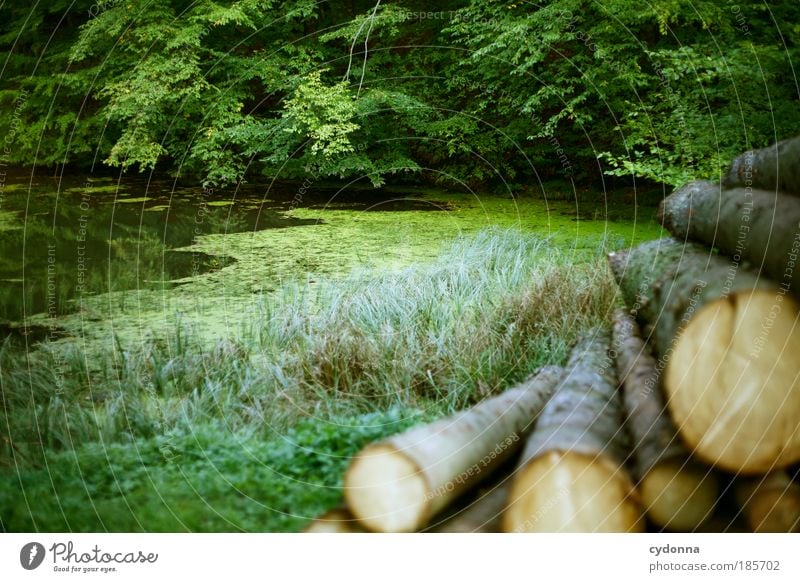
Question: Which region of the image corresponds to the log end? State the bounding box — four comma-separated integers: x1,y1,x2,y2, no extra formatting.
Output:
666,290,800,473
737,473,800,533
344,443,430,532
640,459,717,531
304,508,365,533
503,450,644,533
746,492,800,532
658,179,718,234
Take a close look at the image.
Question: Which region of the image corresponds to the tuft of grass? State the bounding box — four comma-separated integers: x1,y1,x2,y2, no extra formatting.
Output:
254,229,617,409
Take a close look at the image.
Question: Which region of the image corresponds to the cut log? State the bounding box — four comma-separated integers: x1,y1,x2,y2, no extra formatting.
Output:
608,238,800,473
304,507,365,533
611,309,718,530
344,366,563,532
503,331,644,532
659,180,800,295
736,472,800,533
306,488,511,533
694,516,748,533
723,136,800,196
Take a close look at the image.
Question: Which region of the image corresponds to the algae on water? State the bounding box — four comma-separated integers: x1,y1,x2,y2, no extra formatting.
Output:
1,178,661,354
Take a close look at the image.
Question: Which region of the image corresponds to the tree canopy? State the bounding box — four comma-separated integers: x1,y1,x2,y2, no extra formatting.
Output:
2,1,798,189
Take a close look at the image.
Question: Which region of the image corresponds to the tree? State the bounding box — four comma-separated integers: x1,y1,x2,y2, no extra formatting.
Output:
2,1,798,189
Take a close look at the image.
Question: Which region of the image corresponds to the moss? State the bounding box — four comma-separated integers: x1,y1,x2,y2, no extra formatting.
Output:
62,184,132,195
0,210,21,232
4,230,617,461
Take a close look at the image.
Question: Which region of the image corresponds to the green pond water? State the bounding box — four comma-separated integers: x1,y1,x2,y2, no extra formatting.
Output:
0,175,664,351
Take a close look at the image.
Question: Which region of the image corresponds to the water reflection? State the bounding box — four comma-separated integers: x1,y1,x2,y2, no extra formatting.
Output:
0,176,319,327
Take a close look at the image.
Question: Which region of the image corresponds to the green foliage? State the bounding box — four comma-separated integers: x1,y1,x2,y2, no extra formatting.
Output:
282,71,360,158
444,0,800,186
1,1,798,187
0,411,425,532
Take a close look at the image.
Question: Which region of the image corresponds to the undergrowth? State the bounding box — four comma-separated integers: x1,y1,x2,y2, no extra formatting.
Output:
0,228,618,531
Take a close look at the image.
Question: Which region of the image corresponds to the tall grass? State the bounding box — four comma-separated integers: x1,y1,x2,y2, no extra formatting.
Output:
1,229,617,468
1,228,620,531
253,229,616,408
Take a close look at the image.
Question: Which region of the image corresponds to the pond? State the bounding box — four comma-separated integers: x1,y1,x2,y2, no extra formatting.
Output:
0,174,664,350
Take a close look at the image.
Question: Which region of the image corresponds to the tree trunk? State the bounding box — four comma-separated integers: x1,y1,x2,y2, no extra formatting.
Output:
723,136,800,196
659,180,800,295
344,366,563,532
503,331,644,532
608,238,800,473
736,472,800,532
612,309,717,530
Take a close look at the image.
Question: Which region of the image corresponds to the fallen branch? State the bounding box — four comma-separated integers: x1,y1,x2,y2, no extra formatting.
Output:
659,180,800,296
304,507,364,533
429,481,510,533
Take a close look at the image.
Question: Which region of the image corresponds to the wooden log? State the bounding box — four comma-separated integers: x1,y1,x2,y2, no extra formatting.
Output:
304,507,365,533
428,481,509,533
611,309,718,530
723,136,800,196
608,238,800,473
736,472,800,532
693,516,748,533
503,331,644,532
658,180,800,295
344,366,563,532
306,487,511,533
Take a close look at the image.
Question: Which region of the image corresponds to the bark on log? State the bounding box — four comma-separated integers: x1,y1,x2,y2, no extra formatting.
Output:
344,366,563,532
736,472,800,533
608,238,800,473
659,180,800,295
612,309,717,530
503,331,644,532
723,136,800,196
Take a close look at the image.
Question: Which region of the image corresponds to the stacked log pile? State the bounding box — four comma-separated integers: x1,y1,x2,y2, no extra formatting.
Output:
304,137,800,533
607,135,800,531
